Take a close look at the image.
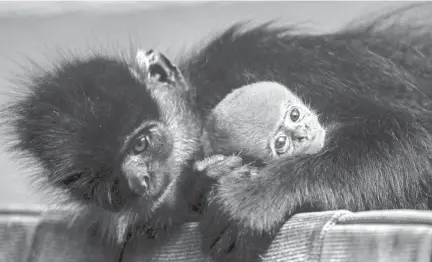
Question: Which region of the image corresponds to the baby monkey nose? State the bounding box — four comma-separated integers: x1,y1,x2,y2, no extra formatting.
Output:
292,129,306,140
292,127,314,141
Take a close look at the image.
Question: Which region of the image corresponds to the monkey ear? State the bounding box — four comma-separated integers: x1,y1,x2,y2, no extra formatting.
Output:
134,49,180,85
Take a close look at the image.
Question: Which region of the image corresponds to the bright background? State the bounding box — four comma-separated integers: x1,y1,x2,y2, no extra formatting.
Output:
0,1,413,206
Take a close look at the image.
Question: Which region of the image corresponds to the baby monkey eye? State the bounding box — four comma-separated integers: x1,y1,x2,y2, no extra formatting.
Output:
132,135,149,154
290,107,300,122
274,135,287,150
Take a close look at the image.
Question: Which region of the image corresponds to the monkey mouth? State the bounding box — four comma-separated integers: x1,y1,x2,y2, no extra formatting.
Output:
290,131,317,156
132,171,171,201
292,141,311,156
296,129,326,155
122,172,172,215
150,172,171,198
127,173,150,196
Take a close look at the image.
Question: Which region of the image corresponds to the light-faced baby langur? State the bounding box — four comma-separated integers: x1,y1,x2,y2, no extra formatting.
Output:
196,81,326,175
8,15,432,262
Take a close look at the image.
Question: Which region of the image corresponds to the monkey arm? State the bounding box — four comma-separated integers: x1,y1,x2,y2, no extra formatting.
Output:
198,104,432,262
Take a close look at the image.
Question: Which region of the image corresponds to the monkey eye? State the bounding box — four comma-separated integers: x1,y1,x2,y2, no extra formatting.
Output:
274,135,288,155
132,135,149,154
290,107,301,122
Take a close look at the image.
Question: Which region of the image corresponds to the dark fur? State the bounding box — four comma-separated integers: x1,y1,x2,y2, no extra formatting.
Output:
2,53,203,243
177,5,432,262
4,4,432,262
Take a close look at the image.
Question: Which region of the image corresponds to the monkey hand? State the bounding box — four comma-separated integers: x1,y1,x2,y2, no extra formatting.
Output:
198,157,278,262
194,155,245,180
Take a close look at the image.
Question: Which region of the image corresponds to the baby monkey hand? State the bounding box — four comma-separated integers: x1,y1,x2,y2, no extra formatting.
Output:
195,155,249,180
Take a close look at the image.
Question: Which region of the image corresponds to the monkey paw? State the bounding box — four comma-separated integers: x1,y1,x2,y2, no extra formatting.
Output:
199,164,275,262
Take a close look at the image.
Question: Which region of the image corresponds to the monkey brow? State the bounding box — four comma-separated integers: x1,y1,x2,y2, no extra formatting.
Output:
280,100,293,118
121,121,161,153
282,100,293,110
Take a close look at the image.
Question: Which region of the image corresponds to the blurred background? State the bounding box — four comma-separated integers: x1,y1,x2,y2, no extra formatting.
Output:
0,1,414,206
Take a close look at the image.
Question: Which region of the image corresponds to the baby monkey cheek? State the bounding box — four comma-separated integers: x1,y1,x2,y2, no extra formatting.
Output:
302,124,327,155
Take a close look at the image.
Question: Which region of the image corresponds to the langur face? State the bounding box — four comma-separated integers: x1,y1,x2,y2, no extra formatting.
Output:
269,101,326,157
121,49,200,206
121,121,173,199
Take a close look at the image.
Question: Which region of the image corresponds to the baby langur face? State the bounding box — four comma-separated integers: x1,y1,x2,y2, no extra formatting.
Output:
269,101,326,157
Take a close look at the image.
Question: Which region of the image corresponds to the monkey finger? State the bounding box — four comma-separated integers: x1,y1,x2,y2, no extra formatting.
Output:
209,225,238,259
230,165,258,179
216,155,243,169
195,155,227,171
203,156,244,180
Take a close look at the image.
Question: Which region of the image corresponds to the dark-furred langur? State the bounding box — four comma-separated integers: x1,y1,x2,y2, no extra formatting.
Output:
3,49,203,243
4,5,432,262
183,7,432,262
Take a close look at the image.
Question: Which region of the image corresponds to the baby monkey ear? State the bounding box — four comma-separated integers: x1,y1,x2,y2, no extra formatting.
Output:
133,49,183,86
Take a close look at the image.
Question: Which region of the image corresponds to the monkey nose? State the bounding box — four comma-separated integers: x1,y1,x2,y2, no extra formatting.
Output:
292,130,307,141
127,173,150,195
292,128,315,141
